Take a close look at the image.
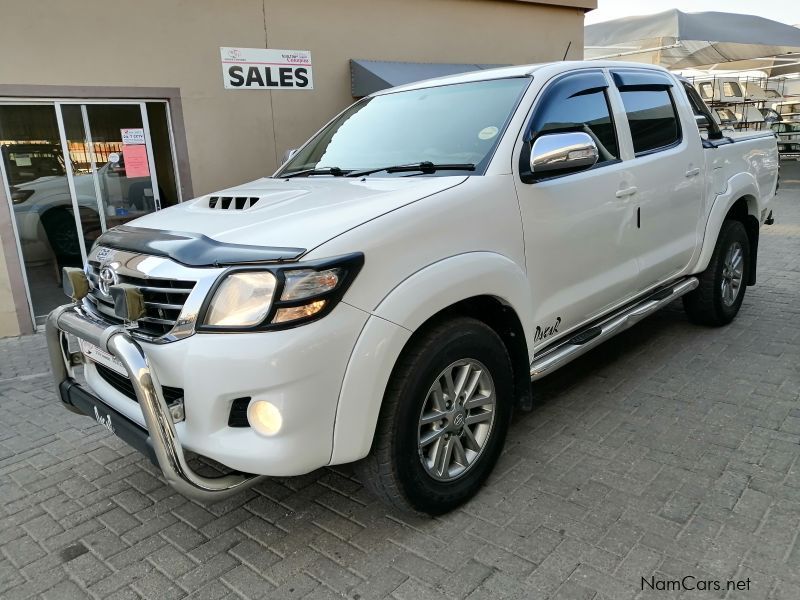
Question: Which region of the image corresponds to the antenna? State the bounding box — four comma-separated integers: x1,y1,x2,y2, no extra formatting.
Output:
562,41,572,61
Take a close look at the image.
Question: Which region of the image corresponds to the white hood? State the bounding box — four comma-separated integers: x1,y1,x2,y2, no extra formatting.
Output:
128,175,467,251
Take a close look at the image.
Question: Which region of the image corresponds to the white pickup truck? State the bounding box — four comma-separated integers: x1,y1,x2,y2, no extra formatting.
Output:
47,61,778,515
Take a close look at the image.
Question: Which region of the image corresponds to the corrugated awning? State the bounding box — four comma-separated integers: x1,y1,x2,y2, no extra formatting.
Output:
350,59,508,97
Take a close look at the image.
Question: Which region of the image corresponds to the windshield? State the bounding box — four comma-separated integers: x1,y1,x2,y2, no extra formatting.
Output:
279,77,531,177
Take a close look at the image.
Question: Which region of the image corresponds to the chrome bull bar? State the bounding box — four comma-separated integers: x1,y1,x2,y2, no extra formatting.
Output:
46,303,264,501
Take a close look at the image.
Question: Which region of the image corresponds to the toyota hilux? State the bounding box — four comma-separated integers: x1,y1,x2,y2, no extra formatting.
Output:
46,61,778,515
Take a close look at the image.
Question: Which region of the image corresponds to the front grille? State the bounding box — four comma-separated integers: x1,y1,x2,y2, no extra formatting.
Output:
86,262,195,338
95,363,184,405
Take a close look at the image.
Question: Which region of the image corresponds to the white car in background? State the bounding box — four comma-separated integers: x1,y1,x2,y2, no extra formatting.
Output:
10,154,151,265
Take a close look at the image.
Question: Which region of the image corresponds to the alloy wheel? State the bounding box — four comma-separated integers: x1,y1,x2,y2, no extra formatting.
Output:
417,359,496,482
721,241,744,306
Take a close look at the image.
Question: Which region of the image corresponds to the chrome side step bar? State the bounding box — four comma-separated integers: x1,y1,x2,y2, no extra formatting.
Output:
46,304,264,501
530,277,699,381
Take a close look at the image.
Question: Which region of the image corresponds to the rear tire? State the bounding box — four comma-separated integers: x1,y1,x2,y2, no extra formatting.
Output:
683,219,750,326
356,317,513,515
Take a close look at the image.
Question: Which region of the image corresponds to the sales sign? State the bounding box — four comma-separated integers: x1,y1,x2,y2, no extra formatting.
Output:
220,47,313,90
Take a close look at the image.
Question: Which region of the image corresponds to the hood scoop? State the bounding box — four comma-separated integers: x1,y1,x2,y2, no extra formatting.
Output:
207,195,261,210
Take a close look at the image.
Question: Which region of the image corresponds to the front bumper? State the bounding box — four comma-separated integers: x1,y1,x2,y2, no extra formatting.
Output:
46,303,264,501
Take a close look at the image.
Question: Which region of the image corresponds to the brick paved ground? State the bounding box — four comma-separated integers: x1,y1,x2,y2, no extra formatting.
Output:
1,164,799,600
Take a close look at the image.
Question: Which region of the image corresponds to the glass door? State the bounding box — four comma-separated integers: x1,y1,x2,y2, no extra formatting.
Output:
59,102,163,233
0,104,81,321
0,100,181,325
82,103,162,227
56,104,104,259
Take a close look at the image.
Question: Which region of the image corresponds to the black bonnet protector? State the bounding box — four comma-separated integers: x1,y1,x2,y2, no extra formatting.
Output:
96,226,306,267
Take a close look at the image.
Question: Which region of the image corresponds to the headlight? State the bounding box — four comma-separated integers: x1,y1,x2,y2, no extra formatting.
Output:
11,189,34,204
281,268,341,301
200,253,363,331
205,271,276,327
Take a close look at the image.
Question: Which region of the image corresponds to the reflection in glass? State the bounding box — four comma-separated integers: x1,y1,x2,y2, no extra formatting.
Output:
0,105,82,320
61,104,104,254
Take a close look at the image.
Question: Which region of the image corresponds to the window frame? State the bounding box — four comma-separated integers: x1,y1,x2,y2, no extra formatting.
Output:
611,70,683,158
519,69,621,183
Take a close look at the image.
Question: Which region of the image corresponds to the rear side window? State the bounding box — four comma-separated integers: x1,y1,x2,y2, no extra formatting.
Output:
533,86,619,162
619,89,680,155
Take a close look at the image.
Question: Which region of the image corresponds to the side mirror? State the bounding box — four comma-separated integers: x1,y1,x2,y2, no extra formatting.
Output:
695,114,710,129
530,132,599,177
281,148,299,164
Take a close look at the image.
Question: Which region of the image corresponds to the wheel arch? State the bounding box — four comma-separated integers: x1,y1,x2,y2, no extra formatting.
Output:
40,203,99,226
40,204,100,257
694,177,761,285
40,205,78,247
400,294,532,412
330,252,533,465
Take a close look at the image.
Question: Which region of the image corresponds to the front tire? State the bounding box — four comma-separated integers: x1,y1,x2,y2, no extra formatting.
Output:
356,317,513,515
683,219,750,326
41,208,81,258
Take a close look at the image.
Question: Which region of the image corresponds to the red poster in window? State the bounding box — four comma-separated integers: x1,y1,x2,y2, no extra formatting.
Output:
122,144,150,178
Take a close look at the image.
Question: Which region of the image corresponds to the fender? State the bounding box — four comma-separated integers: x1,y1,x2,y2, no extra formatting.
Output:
329,252,534,464
692,171,760,275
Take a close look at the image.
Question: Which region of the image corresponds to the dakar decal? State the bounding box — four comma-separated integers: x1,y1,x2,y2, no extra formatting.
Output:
534,317,562,343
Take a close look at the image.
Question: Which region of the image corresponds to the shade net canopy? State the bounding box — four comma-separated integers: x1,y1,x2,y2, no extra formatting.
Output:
584,9,800,70
706,55,800,77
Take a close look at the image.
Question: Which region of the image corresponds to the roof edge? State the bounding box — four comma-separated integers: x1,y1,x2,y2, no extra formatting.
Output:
502,0,597,11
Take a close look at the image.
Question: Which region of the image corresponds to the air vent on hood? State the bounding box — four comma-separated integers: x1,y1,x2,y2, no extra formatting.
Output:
207,196,261,210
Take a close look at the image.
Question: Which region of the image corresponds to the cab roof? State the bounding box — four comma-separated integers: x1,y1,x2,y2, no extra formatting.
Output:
372,60,673,95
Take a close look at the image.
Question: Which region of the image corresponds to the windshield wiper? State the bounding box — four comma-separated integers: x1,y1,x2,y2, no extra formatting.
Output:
282,166,348,178
346,161,476,177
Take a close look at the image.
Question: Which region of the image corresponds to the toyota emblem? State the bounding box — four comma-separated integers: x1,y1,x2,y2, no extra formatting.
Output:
97,266,118,296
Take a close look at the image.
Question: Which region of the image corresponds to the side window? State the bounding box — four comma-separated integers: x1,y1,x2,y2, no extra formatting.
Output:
531,73,619,162
618,89,681,155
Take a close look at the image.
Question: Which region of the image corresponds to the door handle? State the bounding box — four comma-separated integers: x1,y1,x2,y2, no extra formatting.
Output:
615,186,638,198
685,167,701,177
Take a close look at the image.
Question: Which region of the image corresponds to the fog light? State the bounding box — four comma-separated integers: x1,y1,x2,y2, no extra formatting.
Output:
247,400,282,436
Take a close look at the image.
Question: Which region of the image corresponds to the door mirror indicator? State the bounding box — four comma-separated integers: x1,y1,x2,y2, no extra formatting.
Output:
529,132,599,178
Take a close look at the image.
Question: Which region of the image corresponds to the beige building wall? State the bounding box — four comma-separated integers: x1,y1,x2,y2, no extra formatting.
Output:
0,0,593,336
266,0,590,167
0,241,21,338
